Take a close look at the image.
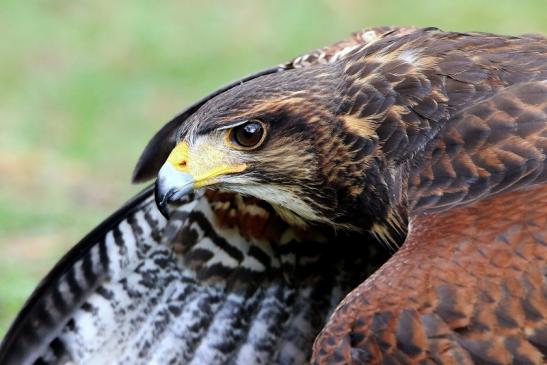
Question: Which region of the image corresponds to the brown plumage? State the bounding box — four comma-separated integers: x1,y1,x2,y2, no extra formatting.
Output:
313,184,547,364
146,27,547,363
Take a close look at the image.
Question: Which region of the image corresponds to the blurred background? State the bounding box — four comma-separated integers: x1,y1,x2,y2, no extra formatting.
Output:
0,0,546,337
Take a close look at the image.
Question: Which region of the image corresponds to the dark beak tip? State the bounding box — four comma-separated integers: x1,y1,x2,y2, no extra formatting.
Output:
157,200,170,219
154,179,171,219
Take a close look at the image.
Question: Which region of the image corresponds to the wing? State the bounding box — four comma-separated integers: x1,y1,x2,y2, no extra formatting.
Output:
408,81,547,213
335,28,547,213
0,186,388,365
312,36,547,363
313,184,547,364
0,187,161,364
0,26,410,364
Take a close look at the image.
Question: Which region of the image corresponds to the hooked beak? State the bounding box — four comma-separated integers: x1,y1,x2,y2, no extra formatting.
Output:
154,140,247,218
154,141,195,218
155,162,195,218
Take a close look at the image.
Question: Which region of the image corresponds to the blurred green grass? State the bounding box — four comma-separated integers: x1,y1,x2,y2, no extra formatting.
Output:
0,0,545,337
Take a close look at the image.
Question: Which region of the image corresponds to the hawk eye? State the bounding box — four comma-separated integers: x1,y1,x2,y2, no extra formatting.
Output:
230,120,266,149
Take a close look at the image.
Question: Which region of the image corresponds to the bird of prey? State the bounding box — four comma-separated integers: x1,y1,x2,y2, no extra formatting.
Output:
1,26,546,365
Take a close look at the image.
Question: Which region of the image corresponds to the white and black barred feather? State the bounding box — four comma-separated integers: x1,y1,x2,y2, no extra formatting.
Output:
0,187,387,365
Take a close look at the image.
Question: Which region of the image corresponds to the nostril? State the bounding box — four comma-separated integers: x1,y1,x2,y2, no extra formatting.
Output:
179,161,187,167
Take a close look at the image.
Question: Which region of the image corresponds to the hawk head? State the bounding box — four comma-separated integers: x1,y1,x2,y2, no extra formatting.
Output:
148,64,408,241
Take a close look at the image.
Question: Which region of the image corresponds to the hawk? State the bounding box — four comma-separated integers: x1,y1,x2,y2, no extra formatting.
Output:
1,26,546,364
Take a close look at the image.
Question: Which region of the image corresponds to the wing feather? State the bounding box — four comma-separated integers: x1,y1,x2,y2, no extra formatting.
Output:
312,30,547,364
313,184,547,364
410,80,547,213
0,188,387,364
0,187,162,365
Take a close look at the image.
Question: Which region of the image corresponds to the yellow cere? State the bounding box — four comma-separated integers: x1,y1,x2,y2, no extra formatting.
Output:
167,141,190,172
166,141,247,188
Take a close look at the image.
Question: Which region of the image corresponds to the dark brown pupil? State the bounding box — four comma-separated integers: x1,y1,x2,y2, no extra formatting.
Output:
234,121,264,147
